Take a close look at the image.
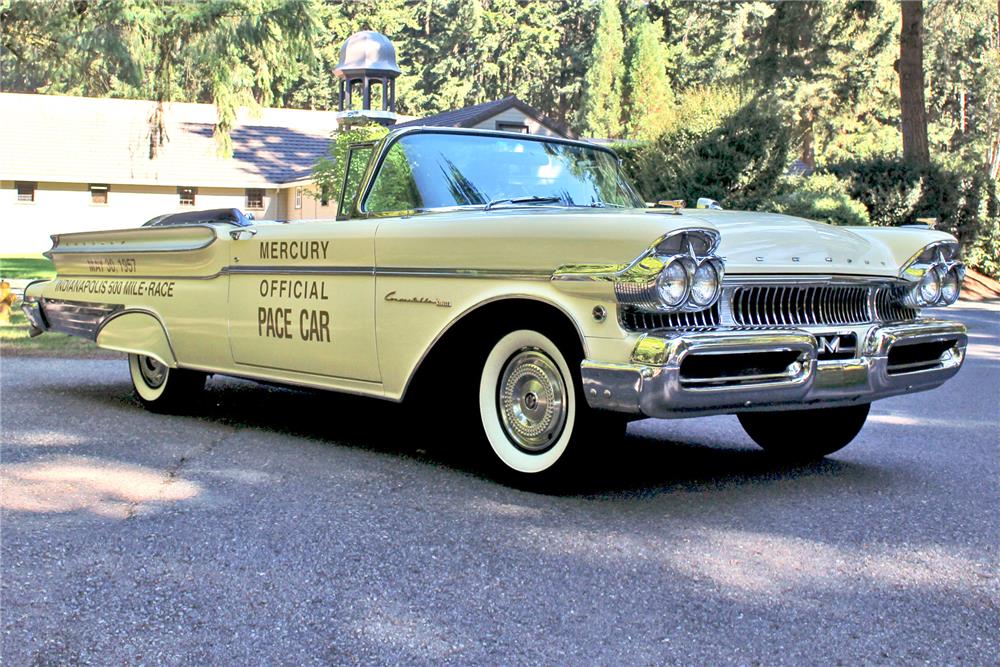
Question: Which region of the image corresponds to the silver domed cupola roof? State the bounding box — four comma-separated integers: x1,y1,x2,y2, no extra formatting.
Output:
334,30,401,78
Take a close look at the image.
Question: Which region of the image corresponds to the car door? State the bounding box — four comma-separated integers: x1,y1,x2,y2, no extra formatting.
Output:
227,142,382,382
226,218,380,382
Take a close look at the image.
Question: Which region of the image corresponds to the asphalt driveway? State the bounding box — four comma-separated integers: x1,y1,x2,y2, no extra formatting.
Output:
2,301,998,665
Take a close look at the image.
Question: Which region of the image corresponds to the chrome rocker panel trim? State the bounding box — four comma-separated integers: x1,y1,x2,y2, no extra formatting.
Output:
581,319,967,419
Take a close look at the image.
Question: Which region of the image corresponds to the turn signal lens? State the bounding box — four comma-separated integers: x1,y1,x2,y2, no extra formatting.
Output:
690,259,722,307
656,257,690,308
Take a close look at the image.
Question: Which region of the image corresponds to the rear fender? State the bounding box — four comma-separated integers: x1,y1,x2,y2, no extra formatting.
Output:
96,310,177,368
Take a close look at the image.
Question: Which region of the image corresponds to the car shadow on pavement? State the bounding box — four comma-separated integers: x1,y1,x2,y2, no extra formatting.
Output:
134,376,872,498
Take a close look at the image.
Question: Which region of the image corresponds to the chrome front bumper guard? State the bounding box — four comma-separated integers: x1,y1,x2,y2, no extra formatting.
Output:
581,320,967,419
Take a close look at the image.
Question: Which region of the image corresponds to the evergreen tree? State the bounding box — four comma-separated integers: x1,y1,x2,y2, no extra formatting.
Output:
579,0,625,138
624,14,674,141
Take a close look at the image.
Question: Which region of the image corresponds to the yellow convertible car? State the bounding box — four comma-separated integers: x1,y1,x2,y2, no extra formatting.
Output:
23,127,967,478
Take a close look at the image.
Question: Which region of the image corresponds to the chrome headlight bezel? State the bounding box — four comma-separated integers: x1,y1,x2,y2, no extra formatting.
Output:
550,228,726,314
897,241,964,309
615,229,726,314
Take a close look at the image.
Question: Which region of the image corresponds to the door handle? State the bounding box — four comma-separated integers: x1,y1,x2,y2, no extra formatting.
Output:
230,228,258,240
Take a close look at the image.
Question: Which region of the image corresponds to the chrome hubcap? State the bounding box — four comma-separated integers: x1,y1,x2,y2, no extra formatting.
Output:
498,349,567,452
137,355,166,389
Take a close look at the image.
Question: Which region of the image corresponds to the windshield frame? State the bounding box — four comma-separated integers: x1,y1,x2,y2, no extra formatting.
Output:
351,127,642,218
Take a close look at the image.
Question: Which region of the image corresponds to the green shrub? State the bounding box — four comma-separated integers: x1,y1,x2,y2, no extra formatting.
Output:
827,156,998,271
826,157,995,239
761,174,870,226
825,157,925,227
966,218,1000,280
617,89,791,210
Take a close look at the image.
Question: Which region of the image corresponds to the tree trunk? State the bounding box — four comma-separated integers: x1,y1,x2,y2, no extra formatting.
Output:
899,1,930,166
992,0,1000,179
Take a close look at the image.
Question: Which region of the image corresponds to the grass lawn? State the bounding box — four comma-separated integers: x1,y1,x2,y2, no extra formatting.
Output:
1,254,55,280
1,255,120,358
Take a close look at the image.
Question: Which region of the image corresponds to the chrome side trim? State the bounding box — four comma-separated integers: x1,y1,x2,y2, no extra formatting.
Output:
226,265,375,276
54,266,553,281
56,271,227,281
377,267,551,280
228,266,553,280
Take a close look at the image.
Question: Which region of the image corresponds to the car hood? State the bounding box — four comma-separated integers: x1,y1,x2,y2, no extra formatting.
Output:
375,207,951,279
674,209,925,277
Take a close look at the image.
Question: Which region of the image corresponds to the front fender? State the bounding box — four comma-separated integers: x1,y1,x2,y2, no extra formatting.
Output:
96,310,177,368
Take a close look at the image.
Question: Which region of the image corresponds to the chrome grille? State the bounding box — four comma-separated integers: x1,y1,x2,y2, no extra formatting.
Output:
874,287,919,323
620,303,720,331
621,281,920,331
732,285,870,326
40,299,122,340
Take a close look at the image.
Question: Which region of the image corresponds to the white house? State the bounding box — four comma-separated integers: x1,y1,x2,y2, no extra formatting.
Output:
0,34,575,254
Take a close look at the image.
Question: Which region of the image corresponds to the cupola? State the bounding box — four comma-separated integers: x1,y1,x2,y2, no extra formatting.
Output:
333,31,401,126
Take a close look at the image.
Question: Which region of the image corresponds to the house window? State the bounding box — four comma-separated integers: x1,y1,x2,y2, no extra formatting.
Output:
178,186,196,206
495,121,528,133
294,187,303,209
246,188,265,210
90,184,109,204
16,181,36,202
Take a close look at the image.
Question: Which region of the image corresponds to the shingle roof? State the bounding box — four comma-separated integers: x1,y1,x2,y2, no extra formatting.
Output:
0,93,338,188
0,93,573,189
393,95,576,138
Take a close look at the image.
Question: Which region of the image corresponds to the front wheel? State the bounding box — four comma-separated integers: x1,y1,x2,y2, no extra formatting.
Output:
128,353,206,413
478,329,624,480
738,403,871,461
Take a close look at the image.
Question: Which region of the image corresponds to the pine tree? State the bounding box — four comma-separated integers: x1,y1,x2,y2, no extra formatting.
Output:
579,0,625,138
624,15,674,141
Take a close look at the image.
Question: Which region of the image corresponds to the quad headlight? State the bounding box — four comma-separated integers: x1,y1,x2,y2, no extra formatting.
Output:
899,242,964,308
641,253,724,313
939,265,962,305
656,256,694,308
605,229,726,314
690,257,724,308
918,267,942,304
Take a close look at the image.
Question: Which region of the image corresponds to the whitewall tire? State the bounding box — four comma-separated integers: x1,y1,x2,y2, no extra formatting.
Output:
478,329,579,475
128,353,206,412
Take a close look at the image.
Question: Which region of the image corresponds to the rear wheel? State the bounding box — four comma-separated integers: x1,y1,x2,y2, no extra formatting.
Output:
738,403,871,461
128,353,206,413
477,328,625,480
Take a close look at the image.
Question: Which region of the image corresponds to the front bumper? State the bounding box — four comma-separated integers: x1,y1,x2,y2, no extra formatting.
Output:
581,320,967,418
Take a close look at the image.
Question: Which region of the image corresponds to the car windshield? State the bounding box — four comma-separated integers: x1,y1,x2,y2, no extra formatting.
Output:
363,132,646,214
